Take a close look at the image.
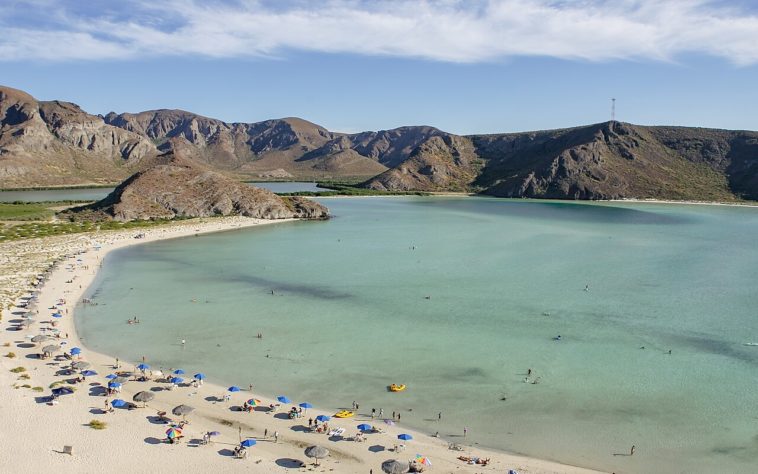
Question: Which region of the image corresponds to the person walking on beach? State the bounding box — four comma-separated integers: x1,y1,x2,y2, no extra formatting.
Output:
464,427,467,437
352,401,357,410
274,431,279,443
308,418,313,427
630,445,635,456
371,408,376,419
379,408,383,418
438,412,442,421
264,428,268,438
392,411,395,419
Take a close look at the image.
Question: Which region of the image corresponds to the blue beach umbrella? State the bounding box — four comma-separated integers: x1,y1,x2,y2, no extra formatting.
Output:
240,439,256,448
108,382,122,389
397,434,413,441
173,369,185,375
52,313,63,318
136,363,150,371
315,415,330,422
111,399,127,408
193,373,205,380
81,370,97,377
299,402,313,409
52,386,74,396
70,347,81,355
357,424,372,431
277,395,291,404
170,377,184,384
228,386,241,392
105,374,117,380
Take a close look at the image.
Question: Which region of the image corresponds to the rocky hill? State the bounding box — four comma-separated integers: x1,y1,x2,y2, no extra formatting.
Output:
64,153,328,221
2,85,757,201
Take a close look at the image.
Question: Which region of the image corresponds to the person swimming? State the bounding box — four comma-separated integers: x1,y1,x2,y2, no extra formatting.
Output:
553,335,562,341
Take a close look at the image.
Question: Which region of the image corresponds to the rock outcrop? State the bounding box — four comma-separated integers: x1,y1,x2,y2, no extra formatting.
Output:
65,153,329,222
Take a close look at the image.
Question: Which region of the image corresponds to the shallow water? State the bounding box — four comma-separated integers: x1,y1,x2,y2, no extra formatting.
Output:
76,197,758,473
0,182,325,202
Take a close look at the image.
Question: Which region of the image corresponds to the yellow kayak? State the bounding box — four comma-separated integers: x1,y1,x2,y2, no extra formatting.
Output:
333,410,354,418
389,384,406,392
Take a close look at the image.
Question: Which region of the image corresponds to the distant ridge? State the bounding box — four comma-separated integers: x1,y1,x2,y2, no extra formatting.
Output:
2,85,757,201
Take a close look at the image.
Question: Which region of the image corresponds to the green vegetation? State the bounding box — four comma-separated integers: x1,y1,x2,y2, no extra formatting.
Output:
9,366,26,373
0,200,92,222
88,419,108,430
5,352,16,358
31,386,44,392
0,217,173,242
18,373,30,380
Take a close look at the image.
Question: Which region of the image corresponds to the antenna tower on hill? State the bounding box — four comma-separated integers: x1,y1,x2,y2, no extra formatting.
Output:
611,98,616,122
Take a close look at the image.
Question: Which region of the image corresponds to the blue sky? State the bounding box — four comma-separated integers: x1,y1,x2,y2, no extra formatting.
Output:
1,0,757,135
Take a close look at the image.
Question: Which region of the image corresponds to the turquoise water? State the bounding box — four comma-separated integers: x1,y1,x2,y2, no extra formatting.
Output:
0,182,325,202
76,197,758,473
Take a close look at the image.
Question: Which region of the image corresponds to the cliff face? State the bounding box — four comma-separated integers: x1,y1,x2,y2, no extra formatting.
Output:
65,153,329,222
0,86,156,187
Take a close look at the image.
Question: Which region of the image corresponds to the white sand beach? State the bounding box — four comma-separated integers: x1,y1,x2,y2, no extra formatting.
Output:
0,217,603,474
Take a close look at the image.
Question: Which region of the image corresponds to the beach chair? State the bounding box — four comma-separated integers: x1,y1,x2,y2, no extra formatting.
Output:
62,445,73,456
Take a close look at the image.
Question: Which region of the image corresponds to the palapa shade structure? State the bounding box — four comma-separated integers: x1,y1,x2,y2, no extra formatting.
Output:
31,335,50,343
42,344,60,354
72,361,91,370
112,376,129,384
172,404,195,420
381,459,410,474
133,391,155,407
304,445,329,466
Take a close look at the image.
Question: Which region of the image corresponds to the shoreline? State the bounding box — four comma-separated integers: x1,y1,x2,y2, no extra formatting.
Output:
1,216,603,473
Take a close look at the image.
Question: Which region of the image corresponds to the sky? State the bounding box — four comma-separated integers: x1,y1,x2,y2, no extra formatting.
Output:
1,0,757,135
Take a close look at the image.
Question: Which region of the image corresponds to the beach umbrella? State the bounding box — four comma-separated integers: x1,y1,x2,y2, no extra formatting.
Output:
72,361,90,370
299,402,313,410
70,347,81,355
315,415,330,422
108,382,122,389
111,399,127,408
51,386,74,397
304,445,329,466
228,385,241,392
31,335,50,343
172,369,185,375
81,370,97,377
165,427,182,439
384,419,395,426
133,391,155,407
42,344,60,353
169,377,184,385
112,376,129,384
381,459,410,474
172,404,195,419
193,373,205,380
209,431,221,437
52,313,63,318
246,398,262,406
277,395,291,404
414,454,432,466
357,424,372,431
397,434,413,441
136,363,150,371
105,374,117,380
240,439,256,448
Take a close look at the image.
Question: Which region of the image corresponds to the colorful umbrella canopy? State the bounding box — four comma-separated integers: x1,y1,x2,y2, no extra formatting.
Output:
169,377,184,384
108,382,122,389
193,373,205,380
277,395,291,403
166,427,182,438
52,386,74,396
315,415,330,422
81,370,97,377
228,386,241,392
111,399,127,408
136,363,150,371
357,424,372,431
397,434,413,441
240,439,256,448
414,454,431,466
299,402,313,409
172,369,185,375
105,374,117,380
52,313,63,318
246,398,262,406
70,347,81,355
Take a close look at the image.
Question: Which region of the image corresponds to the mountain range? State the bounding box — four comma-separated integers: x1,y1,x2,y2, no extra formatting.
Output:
2,85,757,201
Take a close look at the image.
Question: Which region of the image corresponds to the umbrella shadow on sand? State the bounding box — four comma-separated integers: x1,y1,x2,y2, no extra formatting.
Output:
144,437,162,445
146,416,169,425
290,425,309,432
217,448,235,457
275,458,306,468
368,445,386,453
273,413,291,420
88,386,107,396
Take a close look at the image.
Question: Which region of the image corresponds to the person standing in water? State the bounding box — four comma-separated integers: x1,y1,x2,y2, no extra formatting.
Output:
630,445,636,456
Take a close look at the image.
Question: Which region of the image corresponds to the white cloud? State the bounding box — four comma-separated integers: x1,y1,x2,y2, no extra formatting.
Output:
1,0,757,65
